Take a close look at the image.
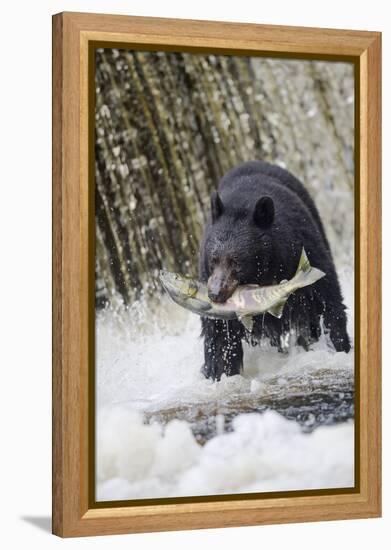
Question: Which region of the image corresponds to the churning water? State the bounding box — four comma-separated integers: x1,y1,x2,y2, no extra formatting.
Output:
96,267,354,501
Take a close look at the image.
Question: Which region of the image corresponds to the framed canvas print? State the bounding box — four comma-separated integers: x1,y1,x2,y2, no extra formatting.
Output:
52,12,381,537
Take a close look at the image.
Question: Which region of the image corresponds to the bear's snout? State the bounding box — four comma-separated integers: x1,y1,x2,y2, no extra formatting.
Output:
207,267,238,303
208,287,229,303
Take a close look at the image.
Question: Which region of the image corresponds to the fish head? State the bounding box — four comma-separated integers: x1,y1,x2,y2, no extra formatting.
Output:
159,270,199,300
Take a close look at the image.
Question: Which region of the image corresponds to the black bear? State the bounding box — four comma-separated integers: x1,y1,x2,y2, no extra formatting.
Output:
199,161,351,381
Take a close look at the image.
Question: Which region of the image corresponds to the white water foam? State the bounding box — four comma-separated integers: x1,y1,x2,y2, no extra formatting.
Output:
96,269,354,500
97,409,354,500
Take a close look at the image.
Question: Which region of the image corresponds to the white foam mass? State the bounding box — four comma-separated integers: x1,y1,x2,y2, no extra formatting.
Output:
96,269,354,500
97,409,353,501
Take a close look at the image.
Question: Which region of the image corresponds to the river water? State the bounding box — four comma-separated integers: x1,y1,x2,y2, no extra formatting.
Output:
96,267,354,501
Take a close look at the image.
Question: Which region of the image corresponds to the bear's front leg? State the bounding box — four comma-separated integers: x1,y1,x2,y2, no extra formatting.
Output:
323,303,351,353
201,317,243,381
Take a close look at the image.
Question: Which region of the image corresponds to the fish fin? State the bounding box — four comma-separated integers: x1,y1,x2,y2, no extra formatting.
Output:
293,248,326,287
238,314,254,332
295,247,311,276
268,298,288,319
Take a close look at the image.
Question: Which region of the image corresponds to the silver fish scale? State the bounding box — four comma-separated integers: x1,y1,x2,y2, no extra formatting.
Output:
223,284,284,314
245,283,289,310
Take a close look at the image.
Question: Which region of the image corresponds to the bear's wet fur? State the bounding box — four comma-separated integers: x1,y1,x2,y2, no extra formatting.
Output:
199,161,351,381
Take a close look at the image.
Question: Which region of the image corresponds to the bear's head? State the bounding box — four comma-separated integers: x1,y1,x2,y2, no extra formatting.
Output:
204,191,276,303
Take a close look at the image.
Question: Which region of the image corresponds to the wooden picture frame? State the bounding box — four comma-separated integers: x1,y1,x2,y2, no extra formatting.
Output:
52,11,381,538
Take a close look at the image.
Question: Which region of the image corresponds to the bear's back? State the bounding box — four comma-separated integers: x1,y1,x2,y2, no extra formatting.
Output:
218,161,330,252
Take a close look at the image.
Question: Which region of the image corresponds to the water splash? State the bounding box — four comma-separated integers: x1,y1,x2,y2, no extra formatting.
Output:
96,269,354,500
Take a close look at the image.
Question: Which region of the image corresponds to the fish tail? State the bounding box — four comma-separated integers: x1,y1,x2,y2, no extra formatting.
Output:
292,248,326,288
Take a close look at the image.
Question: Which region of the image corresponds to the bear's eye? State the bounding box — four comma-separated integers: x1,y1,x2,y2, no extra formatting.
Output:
210,255,219,267
228,259,241,276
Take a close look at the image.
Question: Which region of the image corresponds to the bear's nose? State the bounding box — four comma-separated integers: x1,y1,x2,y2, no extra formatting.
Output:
208,288,229,303
208,290,221,302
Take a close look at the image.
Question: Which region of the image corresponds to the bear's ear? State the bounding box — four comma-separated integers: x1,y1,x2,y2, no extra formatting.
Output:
211,191,224,223
254,196,274,227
